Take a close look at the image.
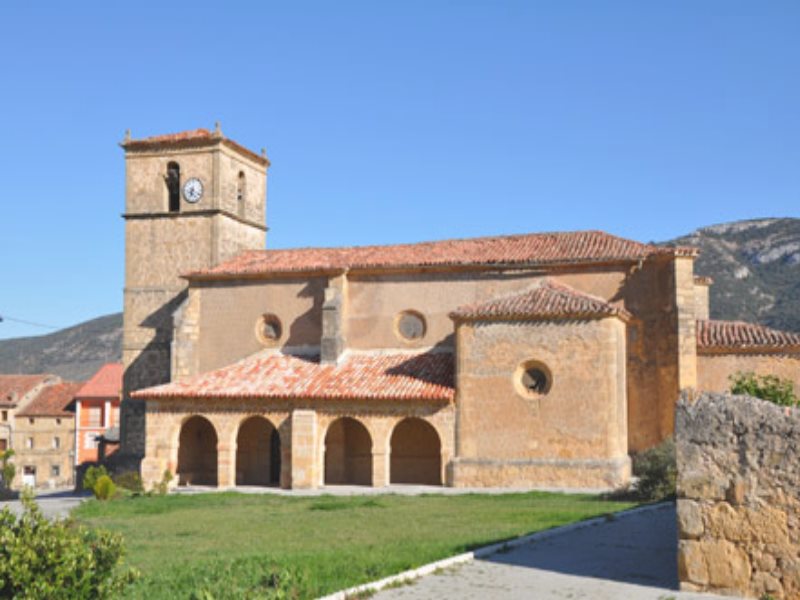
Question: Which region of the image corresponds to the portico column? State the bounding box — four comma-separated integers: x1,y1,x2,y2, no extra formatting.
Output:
217,441,235,488
290,409,318,489
372,450,389,487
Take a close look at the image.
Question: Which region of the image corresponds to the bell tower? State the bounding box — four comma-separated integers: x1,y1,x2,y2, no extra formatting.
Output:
119,125,269,462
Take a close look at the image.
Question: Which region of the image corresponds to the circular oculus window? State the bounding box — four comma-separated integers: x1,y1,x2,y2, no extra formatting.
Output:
515,361,552,397
256,313,283,345
395,310,426,342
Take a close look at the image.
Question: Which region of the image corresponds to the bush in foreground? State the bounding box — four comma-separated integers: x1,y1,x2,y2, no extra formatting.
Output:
730,371,799,407
0,490,138,599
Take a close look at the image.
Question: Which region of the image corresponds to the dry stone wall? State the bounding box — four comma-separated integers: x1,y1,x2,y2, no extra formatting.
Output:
676,391,800,599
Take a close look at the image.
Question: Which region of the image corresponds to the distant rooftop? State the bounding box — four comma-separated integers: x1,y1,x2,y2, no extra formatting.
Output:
0,374,57,408
17,381,82,418
697,319,800,352
76,363,123,399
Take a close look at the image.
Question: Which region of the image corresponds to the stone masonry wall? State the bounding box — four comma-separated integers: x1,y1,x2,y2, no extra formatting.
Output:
676,391,800,599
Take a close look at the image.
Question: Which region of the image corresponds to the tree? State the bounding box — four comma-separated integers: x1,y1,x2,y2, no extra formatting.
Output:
0,449,15,491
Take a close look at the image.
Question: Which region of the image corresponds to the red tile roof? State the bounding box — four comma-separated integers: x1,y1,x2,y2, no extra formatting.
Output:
0,374,57,408
449,279,632,322
76,363,123,399
131,128,213,144
122,128,269,166
17,382,82,417
188,231,695,279
133,351,454,401
697,319,800,352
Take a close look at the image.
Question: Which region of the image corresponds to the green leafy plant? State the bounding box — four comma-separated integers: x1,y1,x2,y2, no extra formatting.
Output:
83,465,109,492
0,449,16,491
93,475,117,501
632,437,676,502
730,371,799,407
151,470,173,496
114,471,144,494
0,489,138,598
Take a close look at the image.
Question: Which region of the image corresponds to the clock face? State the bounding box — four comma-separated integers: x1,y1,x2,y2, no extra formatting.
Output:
183,178,204,203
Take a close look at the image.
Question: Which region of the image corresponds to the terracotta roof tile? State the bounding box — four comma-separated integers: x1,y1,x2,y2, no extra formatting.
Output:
76,363,123,399
697,319,800,352
0,374,57,408
131,128,213,144
449,279,631,322
122,128,269,166
17,382,82,417
133,351,454,401
189,230,689,279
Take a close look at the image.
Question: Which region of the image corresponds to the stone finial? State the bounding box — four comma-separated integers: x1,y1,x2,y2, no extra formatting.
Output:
261,148,268,159
124,129,131,143
214,121,222,136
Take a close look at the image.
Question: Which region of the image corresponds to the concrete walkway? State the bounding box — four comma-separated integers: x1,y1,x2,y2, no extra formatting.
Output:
374,503,736,600
0,489,88,519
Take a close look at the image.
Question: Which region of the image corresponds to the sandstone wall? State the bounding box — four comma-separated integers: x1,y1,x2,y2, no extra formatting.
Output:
697,352,800,394
676,392,800,599
452,316,630,489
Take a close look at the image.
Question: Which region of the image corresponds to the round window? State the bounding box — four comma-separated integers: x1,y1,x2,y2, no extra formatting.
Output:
516,361,552,397
256,313,282,345
396,310,426,341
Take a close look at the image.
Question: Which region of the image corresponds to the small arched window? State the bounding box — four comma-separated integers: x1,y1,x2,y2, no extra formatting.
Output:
166,162,181,213
236,171,246,216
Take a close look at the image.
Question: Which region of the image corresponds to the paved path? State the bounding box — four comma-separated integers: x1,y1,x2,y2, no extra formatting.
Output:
375,503,735,600
0,490,87,519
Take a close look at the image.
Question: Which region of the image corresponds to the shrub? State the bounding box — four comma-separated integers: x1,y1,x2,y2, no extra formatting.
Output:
93,475,117,501
0,489,138,598
632,437,676,502
114,471,144,494
83,465,109,492
730,371,799,407
152,470,173,496
0,449,15,491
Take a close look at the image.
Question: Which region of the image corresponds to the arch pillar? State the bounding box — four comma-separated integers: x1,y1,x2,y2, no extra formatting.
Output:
215,416,238,489
217,441,235,488
370,421,391,487
290,409,318,489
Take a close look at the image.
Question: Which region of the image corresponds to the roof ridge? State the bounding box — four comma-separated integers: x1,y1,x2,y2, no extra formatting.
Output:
449,278,630,322
227,229,652,256
188,230,684,279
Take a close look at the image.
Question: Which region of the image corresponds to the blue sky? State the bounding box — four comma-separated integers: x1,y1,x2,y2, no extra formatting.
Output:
1,2,799,339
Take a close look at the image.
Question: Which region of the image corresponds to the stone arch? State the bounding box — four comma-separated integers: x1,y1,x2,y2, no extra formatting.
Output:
390,417,442,485
235,416,281,486
324,417,372,485
177,415,218,486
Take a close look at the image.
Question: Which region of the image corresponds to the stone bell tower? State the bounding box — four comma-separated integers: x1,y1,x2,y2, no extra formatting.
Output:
119,125,269,463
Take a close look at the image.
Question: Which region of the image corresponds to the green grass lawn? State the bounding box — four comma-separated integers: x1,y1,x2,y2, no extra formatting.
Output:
73,491,635,599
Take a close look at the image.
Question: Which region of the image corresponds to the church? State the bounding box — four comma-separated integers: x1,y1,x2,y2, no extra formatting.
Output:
118,127,800,490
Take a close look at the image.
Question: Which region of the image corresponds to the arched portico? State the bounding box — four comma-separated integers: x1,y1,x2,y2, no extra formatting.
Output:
177,415,218,486
324,417,372,485
390,417,442,485
236,416,281,486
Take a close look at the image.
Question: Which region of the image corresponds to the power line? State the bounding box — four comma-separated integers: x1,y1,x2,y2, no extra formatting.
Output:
0,314,61,330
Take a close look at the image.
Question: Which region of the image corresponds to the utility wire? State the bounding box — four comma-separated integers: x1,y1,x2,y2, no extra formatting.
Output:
0,314,61,330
